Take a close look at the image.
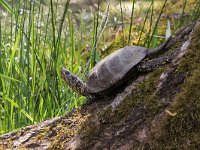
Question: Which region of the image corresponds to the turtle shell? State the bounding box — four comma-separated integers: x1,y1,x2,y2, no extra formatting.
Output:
86,46,148,93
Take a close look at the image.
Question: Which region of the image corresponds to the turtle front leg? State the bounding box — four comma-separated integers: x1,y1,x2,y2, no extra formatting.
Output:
137,55,172,72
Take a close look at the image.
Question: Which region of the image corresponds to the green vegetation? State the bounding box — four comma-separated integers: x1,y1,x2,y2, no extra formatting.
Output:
147,23,200,149
0,0,199,135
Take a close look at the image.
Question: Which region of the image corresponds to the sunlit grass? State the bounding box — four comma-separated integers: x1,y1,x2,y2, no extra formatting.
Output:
0,0,80,134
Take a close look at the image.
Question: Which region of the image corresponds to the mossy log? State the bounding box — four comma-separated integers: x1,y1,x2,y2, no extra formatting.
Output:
1,19,200,150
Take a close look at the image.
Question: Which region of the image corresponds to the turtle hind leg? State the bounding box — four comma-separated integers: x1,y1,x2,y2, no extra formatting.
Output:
138,55,172,72
147,36,172,58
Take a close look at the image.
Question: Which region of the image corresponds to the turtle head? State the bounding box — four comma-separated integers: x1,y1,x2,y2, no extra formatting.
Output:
61,68,96,100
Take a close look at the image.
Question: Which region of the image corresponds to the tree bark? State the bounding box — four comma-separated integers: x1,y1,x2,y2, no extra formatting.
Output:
1,19,200,150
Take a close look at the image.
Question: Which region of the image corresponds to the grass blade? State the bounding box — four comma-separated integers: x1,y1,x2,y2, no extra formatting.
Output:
4,96,34,122
0,0,14,15
128,0,135,45
149,0,167,44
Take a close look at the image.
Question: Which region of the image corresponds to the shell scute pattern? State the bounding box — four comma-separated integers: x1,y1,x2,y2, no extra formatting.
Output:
98,63,113,86
86,46,148,93
108,56,123,73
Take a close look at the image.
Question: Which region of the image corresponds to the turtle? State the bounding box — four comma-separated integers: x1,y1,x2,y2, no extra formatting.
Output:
61,38,171,101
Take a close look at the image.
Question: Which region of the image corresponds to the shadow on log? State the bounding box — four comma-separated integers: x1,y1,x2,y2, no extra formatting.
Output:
1,19,200,150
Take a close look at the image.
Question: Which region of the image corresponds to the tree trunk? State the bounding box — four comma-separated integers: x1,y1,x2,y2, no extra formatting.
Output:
1,19,200,150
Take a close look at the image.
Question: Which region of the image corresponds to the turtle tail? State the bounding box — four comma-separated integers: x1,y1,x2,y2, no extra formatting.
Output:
61,68,95,100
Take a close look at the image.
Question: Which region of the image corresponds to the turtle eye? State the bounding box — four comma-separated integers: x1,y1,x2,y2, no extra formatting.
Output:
70,76,77,85
61,68,70,76
61,68,77,85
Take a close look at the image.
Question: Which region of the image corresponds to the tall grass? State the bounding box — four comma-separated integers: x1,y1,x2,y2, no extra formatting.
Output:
149,0,168,47
0,0,111,134
128,0,135,45
0,0,80,134
0,0,199,134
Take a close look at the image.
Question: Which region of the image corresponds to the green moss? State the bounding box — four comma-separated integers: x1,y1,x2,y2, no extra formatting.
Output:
100,67,165,124
80,22,200,149
146,23,200,149
50,110,90,149
80,118,102,147
80,67,165,148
